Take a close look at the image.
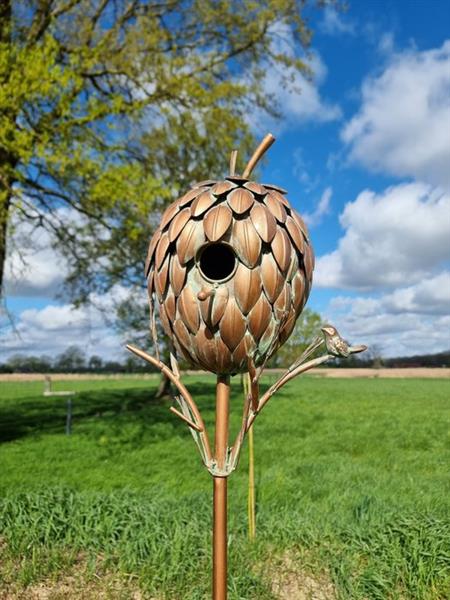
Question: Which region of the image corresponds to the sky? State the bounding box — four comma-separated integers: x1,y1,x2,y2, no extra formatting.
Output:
2,0,450,362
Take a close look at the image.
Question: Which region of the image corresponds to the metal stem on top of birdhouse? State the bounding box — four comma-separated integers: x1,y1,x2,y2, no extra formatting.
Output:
128,132,367,600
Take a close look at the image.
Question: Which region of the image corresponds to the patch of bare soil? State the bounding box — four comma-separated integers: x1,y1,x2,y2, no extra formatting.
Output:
269,553,336,600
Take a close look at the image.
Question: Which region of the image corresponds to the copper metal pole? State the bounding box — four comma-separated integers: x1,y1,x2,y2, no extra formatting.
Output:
213,375,230,600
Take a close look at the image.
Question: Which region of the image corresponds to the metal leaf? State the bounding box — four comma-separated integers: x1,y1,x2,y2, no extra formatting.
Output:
274,283,292,320
304,243,314,282
155,233,170,270
168,207,191,242
247,294,272,341
194,325,217,371
204,204,233,242
211,180,235,196
226,176,249,185
264,192,287,223
250,203,277,243
271,228,292,273
177,219,205,265
160,202,180,231
215,337,233,374
261,183,288,195
287,251,299,282
278,309,297,346
292,209,310,240
219,297,246,352
178,284,200,334
244,181,267,196
191,179,216,188
234,262,261,315
191,190,217,217
227,188,254,214
266,188,290,208
169,254,186,296
164,289,176,321
155,255,170,302
292,272,306,314
145,228,162,276
178,186,206,207
159,304,172,336
173,319,193,353
211,287,229,326
260,252,284,303
285,216,304,254
232,337,248,368
231,218,261,268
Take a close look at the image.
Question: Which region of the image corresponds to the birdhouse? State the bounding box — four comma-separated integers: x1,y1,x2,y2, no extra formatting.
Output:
145,136,314,375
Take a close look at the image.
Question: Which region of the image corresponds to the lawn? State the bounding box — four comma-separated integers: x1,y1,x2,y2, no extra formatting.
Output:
0,375,449,599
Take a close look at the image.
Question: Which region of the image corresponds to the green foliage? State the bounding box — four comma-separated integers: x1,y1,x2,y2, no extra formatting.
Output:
0,376,449,598
271,307,323,367
0,0,332,300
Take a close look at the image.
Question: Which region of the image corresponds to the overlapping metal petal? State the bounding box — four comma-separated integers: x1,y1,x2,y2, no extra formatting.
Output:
146,178,314,374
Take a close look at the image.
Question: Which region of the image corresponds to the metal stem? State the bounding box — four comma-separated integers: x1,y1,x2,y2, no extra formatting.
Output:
242,133,275,178
213,375,230,600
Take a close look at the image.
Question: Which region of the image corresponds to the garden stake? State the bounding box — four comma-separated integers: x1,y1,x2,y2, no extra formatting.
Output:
128,133,367,599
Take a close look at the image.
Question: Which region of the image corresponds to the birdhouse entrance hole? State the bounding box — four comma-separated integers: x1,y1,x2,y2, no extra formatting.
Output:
198,243,236,282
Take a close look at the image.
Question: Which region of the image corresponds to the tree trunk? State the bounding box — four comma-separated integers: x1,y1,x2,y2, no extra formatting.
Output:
155,372,171,399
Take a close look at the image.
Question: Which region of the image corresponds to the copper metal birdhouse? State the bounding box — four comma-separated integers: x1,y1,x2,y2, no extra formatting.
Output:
145,137,314,374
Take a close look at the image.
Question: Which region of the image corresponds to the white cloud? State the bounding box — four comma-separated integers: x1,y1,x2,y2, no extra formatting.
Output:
315,182,450,290
303,187,332,227
319,8,355,36
342,40,450,189
251,23,341,133
1,285,134,361
324,272,450,357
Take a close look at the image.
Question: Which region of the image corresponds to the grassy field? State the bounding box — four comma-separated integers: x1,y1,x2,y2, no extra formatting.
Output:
0,375,449,599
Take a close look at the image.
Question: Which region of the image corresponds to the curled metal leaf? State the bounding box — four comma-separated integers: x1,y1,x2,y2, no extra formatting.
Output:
247,294,272,341
191,179,216,188
292,209,309,240
219,297,246,352
160,202,180,231
155,255,170,302
191,190,217,217
285,216,304,254
271,228,292,273
250,203,277,243
173,319,193,354
264,192,287,223
145,228,162,276
178,186,206,207
177,218,205,265
155,233,170,270
227,188,254,214
168,207,191,242
164,289,176,322
304,243,314,283
159,304,172,336
169,253,187,296
267,188,290,208
211,180,236,195
234,262,261,315
231,218,261,268
204,204,233,242
261,183,288,195
261,252,284,303
292,272,306,314
244,181,267,196
178,284,200,334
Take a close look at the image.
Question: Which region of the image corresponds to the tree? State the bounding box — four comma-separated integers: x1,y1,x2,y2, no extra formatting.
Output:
1,0,332,304
270,308,323,367
54,345,86,372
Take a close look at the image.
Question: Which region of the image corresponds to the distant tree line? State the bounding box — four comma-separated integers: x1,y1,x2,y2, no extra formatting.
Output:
1,344,448,374
0,345,157,374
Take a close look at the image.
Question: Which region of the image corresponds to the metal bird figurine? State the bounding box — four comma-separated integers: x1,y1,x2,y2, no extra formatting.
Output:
321,325,367,358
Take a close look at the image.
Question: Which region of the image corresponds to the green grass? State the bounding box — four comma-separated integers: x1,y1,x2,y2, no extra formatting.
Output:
0,375,449,599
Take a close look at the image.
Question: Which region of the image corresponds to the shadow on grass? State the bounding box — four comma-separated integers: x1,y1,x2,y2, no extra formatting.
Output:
0,381,223,444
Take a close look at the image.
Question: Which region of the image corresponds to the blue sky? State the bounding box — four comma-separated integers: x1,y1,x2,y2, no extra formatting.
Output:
3,0,450,361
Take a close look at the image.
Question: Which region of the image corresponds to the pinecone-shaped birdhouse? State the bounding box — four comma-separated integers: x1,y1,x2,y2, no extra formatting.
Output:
145,135,314,374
